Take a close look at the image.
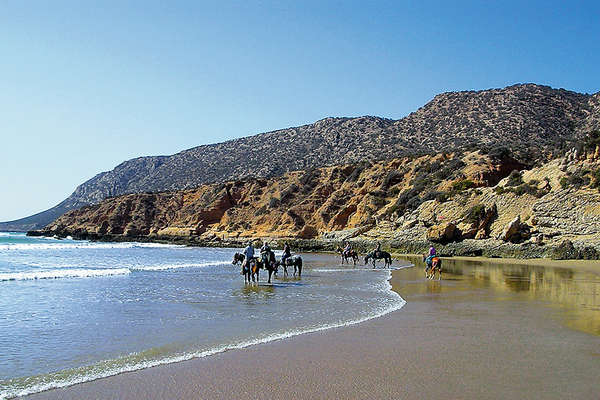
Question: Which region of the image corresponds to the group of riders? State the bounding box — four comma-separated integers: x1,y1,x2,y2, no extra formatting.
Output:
234,241,302,284
241,241,292,273
234,240,441,282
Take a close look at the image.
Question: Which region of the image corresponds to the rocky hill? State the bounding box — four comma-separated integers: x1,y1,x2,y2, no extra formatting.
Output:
4,83,600,231
38,136,600,259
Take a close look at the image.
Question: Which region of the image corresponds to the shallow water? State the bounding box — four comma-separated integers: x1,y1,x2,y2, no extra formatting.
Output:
0,233,406,399
399,255,600,336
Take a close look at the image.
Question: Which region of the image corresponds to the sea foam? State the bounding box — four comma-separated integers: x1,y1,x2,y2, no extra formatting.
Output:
132,261,231,271
0,268,131,281
0,242,182,251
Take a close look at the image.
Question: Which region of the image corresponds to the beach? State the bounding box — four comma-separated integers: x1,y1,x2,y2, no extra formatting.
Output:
24,257,600,400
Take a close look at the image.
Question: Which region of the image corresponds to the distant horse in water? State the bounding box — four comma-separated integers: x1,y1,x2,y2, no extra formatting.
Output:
275,255,303,277
364,251,393,268
336,246,358,266
423,254,442,280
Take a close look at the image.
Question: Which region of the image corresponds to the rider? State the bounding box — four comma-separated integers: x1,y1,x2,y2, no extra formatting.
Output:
282,242,291,264
243,241,255,274
429,246,437,256
343,241,352,257
425,246,437,270
260,241,272,265
374,242,382,258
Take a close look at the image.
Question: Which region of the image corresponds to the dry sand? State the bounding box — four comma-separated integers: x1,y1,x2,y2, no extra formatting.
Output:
25,261,600,400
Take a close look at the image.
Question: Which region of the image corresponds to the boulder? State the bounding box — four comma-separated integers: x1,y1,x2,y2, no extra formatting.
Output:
461,204,497,240
499,215,531,243
427,222,459,243
298,225,318,239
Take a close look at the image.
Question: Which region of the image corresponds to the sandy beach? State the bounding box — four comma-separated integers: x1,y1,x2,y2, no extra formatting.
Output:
24,258,600,400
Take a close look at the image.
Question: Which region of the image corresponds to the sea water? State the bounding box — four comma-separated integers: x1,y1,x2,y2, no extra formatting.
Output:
0,232,407,399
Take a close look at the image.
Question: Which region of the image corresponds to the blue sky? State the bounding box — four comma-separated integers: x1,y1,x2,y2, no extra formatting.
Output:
1,0,599,221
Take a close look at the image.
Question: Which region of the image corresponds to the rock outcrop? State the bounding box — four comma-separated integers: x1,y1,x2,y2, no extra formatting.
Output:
35,149,600,259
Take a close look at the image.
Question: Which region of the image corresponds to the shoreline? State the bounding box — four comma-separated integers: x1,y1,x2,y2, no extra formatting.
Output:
26,230,600,260
23,259,600,400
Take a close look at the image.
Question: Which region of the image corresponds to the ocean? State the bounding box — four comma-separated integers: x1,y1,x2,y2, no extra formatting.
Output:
0,232,407,399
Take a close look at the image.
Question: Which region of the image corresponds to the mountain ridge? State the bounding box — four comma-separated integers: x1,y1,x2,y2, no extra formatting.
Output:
3,83,599,231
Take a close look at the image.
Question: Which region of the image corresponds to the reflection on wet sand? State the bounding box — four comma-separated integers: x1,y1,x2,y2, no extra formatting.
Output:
398,255,600,336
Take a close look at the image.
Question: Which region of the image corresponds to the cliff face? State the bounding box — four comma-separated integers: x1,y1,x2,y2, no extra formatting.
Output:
4,83,598,231
40,148,600,258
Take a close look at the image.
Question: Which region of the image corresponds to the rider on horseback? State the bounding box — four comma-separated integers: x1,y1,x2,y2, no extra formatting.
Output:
282,242,291,264
260,241,272,266
425,246,437,270
343,241,352,258
374,242,382,258
243,242,255,274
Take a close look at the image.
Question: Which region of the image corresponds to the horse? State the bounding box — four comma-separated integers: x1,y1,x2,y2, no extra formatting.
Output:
232,252,245,265
275,255,303,277
259,250,278,283
364,250,393,268
423,254,442,280
336,246,358,266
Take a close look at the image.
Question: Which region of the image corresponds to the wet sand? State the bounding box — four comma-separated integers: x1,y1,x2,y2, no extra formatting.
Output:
25,259,600,399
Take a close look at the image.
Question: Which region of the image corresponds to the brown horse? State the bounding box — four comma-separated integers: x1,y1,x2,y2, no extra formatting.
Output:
336,246,358,266
423,254,442,280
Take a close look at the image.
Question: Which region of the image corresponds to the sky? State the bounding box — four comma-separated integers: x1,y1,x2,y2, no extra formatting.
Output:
1,0,599,221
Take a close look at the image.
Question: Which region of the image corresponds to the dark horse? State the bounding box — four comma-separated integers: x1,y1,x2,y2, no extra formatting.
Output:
260,250,279,283
232,252,245,265
364,250,393,268
336,246,358,266
275,255,303,277
423,254,442,280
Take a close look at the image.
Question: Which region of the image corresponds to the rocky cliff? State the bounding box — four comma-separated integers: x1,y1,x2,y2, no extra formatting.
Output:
38,142,600,259
5,83,600,231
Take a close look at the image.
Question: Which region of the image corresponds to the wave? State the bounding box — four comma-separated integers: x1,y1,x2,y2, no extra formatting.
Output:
0,242,183,251
0,268,407,400
0,268,131,282
132,261,231,271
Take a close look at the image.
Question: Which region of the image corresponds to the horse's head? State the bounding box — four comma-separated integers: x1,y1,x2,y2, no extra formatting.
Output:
232,253,242,265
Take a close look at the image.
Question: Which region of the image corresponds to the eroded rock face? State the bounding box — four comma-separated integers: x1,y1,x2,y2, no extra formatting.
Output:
532,190,600,235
